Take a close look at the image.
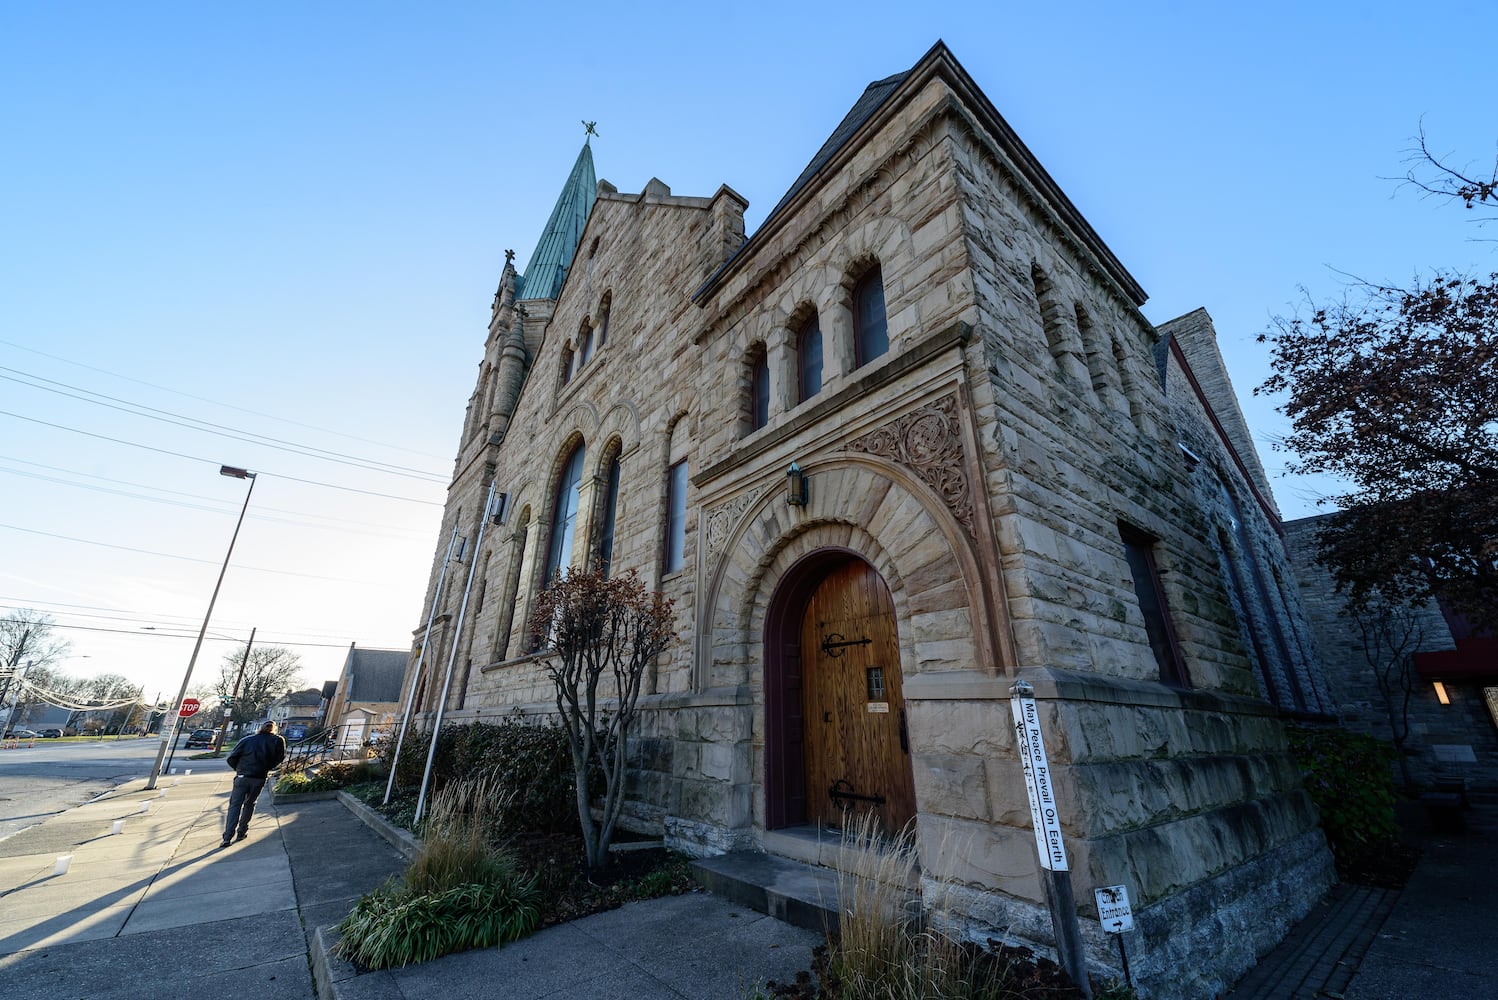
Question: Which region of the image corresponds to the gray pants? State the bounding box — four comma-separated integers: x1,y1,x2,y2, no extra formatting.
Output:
224,774,267,841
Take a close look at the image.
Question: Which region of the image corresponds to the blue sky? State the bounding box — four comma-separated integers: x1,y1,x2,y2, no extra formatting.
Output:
1,1,1491,698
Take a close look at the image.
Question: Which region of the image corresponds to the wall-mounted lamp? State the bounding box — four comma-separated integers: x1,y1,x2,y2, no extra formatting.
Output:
452,535,469,563
1433,681,1451,705
490,492,510,525
786,462,809,507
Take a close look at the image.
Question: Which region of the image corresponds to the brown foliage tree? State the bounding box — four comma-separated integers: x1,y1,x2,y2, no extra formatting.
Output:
1404,125,1498,218
1257,273,1498,627
527,568,675,870
214,646,304,727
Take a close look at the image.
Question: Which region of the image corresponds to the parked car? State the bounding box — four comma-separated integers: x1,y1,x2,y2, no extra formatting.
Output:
37,728,64,738
5,729,39,739
184,728,219,749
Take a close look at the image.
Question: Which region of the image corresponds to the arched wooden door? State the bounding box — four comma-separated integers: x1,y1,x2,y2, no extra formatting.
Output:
800,559,916,832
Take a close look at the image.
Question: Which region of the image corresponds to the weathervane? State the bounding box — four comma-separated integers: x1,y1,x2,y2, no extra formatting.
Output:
582,120,599,144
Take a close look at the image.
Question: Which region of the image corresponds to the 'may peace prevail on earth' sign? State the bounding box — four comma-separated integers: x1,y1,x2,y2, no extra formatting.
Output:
1010,692,1068,872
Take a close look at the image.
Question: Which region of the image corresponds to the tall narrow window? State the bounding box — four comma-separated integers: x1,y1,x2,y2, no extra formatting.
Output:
597,294,611,345
1120,526,1190,688
663,459,688,574
560,346,575,385
545,444,586,582
497,511,529,661
852,267,888,366
578,326,593,366
750,352,770,431
597,453,622,577
798,315,823,401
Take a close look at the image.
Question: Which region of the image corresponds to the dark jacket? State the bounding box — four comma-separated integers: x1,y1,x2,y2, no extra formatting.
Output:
226,731,287,779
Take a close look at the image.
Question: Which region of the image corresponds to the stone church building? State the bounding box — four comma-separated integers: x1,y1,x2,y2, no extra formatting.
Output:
401,43,1336,998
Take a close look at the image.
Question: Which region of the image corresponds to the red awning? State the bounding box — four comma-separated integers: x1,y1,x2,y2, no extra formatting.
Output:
1414,636,1498,682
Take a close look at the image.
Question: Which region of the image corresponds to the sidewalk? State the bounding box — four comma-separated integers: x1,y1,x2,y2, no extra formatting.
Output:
0,769,820,1000
1230,799,1498,999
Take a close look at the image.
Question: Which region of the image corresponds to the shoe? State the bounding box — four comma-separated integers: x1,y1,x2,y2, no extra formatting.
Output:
235,833,247,842
219,840,231,848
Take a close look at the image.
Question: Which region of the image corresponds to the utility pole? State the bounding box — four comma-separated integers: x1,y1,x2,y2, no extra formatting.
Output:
2,661,31,737
213,628,255,754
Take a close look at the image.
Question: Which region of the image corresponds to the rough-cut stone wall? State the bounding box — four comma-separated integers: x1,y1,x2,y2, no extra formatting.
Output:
1284,516,1498,790
403,47,1339,1000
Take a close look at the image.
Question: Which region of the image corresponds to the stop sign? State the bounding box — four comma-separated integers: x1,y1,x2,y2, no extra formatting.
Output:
180,698,200,718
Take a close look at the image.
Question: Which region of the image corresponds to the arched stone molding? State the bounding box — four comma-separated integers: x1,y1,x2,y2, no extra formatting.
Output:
696,453,1008,694
595,399,642,462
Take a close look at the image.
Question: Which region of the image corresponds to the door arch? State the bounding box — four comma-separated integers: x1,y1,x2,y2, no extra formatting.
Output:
765,549,916,831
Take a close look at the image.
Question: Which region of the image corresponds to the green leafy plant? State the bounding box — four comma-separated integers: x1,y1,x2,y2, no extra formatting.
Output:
1286,724,1401,858
334,776,540,969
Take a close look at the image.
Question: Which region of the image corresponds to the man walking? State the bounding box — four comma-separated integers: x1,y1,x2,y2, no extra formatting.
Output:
222,720,286,847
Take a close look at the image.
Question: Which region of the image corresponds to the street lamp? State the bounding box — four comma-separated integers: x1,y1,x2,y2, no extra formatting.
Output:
145,465,257,790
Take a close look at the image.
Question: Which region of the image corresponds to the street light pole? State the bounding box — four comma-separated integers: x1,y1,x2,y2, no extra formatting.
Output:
145,465,257,790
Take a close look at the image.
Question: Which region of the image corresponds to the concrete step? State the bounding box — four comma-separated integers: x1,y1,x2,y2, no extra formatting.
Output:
691,851,842,934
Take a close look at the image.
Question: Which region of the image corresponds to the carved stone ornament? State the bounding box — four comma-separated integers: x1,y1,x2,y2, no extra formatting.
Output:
844,394,973,534
705,484,767,558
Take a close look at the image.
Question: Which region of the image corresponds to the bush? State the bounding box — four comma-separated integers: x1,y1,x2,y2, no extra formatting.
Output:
335,776,540,969
274,759,384,795
379,714,584,836
1286,725,1401,858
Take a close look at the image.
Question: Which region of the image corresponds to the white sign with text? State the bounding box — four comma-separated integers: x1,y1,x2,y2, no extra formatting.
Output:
1010,694,1068,872
1094,884,1134,933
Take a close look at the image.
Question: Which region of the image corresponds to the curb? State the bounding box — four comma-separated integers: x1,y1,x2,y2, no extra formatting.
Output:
336,790,422,861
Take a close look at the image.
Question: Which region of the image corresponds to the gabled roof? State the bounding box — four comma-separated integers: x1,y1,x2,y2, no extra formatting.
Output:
519,141,597,301
343,647,407,702
695,41,1146,309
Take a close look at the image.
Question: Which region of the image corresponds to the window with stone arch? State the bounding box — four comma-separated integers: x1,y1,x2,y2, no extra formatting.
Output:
577,320,594,368
661,415,690,577
1031,263,1070,366
747,342,770,432
545,440,587,583
495,505,531,661
595,439,624,577
1075,303,1111,403
596,291,612,346
559,344,575,387
1111,332,1143,426
851,264,888,367
795,308,823,402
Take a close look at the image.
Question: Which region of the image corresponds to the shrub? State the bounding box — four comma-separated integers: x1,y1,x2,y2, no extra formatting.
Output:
379,713,584,836
274,759,384,795
335,776,540,969
1286,724,1401,858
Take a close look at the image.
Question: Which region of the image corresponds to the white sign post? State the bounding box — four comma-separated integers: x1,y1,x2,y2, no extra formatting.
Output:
1094,884,1135,988
1010,680,1090,998
1011,691,1068,871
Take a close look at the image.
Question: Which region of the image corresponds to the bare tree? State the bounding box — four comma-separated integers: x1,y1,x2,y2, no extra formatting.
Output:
1405,125,1498,220
1,610,71,708
528,568,675,870
214,646,303,727
1346,592,1429,789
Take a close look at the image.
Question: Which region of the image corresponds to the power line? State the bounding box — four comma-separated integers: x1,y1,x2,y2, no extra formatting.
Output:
0,601,415,647
0,366,446,482
0,522,398,585
0,409,444,505
0,462,433,542
0,337,450,462
19,620,385,651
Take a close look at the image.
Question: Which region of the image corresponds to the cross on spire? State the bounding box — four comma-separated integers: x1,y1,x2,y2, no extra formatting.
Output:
582,120,599,144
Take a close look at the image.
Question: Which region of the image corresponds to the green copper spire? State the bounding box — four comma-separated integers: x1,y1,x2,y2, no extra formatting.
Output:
518,138,597,301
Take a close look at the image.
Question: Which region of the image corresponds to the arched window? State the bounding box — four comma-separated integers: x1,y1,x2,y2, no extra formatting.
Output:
852,267,888,367
663,459,688,574
597,293,612,346
560,345,575,386
797,314,823,401
578,325,593,367
545,443,586,581
597,450,623,577
749,350,770,431
496,508,530,661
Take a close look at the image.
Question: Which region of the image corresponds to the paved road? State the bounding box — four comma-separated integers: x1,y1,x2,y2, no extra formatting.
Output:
0,738,168,841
